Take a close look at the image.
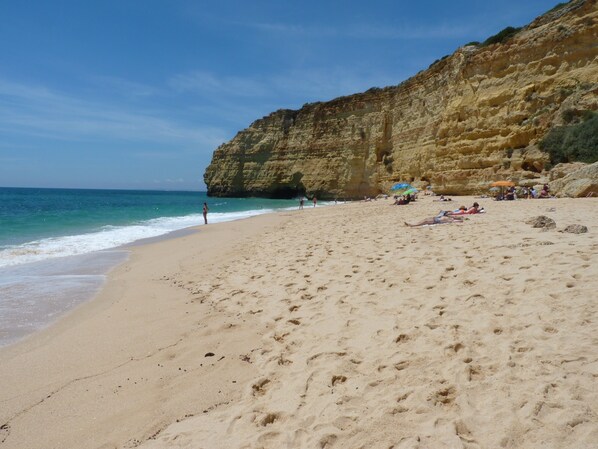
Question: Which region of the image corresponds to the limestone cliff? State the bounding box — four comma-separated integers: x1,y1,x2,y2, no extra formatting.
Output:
205,0,598,198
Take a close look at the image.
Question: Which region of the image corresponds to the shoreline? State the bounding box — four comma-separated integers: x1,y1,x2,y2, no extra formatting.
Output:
0,209,295,448
0,201,322,348
1,197,597,448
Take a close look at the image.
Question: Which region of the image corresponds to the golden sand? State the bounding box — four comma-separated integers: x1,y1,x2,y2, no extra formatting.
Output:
1,196,597,449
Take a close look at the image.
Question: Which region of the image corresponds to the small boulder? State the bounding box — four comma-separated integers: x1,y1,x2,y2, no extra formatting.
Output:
562,224,588,234
525,215,556,229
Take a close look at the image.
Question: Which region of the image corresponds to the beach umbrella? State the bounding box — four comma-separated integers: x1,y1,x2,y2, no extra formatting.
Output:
390,182,413,191
402,188,419,196
490,180,515,200
490,180,515,187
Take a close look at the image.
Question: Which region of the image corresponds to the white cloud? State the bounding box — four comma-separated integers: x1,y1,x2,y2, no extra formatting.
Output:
0,78,227,147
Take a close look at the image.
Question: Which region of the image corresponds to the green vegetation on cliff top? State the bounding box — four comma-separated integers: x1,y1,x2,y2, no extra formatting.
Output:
540,111,598,164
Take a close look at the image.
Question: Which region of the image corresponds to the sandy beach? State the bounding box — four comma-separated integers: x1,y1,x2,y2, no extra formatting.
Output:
1,196,597,449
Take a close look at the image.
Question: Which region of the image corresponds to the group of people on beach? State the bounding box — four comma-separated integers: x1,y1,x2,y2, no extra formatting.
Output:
496,184,551,201
404,202,483,227
299,196,317,209
391,193,416,205
386,189,486,227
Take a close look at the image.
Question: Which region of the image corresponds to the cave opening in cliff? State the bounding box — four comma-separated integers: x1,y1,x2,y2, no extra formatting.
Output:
267,172,307,199
270,187,305,199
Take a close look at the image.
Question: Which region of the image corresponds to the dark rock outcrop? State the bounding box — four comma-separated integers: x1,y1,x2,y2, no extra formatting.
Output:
562,224,589,233
526,215,557,230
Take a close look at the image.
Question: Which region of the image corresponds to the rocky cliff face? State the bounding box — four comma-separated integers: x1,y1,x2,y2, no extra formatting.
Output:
205,0,598,198
550,161,598,197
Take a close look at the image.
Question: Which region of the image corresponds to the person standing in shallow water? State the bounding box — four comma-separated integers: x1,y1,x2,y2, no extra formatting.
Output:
313,196,317,207
202,202,209,224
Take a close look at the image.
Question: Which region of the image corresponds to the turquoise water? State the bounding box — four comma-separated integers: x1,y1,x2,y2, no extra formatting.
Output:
0,187,306,346
0,187,300,266
1,188,205,247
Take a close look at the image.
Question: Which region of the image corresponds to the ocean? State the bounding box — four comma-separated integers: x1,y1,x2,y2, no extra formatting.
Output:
0,187,303,346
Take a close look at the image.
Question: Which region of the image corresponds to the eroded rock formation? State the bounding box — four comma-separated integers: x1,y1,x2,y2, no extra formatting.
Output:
550,161,598,197
205,0,598,198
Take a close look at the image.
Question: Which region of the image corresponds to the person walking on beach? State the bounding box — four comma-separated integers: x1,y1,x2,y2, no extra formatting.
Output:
202,202,209,224
313,196,317,207
299,197,304,209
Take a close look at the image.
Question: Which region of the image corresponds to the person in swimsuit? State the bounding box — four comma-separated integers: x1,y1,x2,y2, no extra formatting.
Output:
446,202,481,215
404,214,464,227
202,202,209,224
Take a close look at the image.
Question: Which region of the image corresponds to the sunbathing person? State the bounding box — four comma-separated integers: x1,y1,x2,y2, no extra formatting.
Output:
392,195,410,205
446,202,482,215
404,214,464,227
450,205,468,214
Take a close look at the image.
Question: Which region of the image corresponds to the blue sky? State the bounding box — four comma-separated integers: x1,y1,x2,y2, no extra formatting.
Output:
1,0,561,191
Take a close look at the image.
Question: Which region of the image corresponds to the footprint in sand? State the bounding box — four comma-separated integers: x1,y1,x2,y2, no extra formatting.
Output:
429,386,456,406
468,364,483,381
318,434,338,449
444,342,465,354
331,375,347,386
395,334,410,343
455,420,477,444
465,294,485,303
259,413,280,427
0,423,10,444
434,305,446,316
515,346,533,353
394,360,410,371
273,332,289,343
252,378,271,396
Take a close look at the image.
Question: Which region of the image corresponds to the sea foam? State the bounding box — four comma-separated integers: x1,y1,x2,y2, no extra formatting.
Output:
0,208,282,267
